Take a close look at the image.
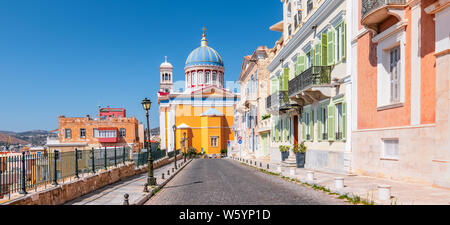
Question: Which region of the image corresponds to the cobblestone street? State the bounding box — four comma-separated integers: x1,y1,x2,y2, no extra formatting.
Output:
145,158,349,205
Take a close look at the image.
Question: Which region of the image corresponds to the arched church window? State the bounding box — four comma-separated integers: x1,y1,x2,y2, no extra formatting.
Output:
192,72,197,85
212,72,217,84
198,71,204,84
187,73,191,86
206,72,210,84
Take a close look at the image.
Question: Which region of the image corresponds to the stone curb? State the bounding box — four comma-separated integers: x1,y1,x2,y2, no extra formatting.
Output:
132,159,193,205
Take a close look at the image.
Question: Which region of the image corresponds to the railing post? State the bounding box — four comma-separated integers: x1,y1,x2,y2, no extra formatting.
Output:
75,148,79,179
123,147,126,165
114,146,117,167
19,152,27,195
104,147,107,170
52,150,59,186
91,148,95,174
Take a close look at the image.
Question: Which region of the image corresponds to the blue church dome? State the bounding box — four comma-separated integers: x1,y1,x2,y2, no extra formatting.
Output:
185,32,224,68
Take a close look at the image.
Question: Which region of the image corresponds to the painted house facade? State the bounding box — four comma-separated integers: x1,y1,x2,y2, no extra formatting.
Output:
353,0,449,187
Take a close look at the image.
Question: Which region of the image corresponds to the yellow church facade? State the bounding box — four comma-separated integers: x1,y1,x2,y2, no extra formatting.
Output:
157,31,239,155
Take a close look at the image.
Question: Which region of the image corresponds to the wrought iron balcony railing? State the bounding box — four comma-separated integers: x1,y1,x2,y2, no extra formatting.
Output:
288,66,332,97
266,91,291,111
361,0,406,21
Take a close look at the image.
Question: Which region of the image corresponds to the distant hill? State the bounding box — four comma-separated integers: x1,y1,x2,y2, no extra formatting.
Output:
0,130,50,146
0,133,29,145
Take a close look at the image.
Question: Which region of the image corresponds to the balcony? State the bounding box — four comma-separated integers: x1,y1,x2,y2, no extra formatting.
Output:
266,91,299,112
288,66,332,105
361,0,407,33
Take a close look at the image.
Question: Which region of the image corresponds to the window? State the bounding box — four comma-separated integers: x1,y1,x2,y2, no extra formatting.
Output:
198,72,204,84
210,136,219,147
192,72,197,85
65,129,71,139
335,22,346,62
206,72,210,84
335,103,343,140
390,47,401,103
305,112,310,140
307,0,313,15
120,128,126,137
93,128,99,138
382,139,399,159
77,151,83,160
80,128,86,138
212,72,217,84
306,52,312,68
320,107,328,140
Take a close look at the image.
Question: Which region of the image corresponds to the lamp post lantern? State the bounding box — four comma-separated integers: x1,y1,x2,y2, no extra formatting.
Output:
172,125,177,169
141,97,156,186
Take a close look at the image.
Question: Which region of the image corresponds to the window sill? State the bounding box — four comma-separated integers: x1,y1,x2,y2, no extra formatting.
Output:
377,102,404,111
380,157,399,161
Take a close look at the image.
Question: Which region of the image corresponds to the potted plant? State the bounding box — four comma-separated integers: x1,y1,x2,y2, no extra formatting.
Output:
292,141,307,168
279,145,290,161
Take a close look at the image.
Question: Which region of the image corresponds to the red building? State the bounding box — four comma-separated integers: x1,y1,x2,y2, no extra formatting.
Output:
99,107,126,119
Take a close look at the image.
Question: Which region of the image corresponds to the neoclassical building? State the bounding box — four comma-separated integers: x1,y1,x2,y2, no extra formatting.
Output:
157,30,239,155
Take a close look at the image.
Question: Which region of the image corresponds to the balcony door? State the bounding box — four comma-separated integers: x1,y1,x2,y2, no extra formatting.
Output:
293,115,299,145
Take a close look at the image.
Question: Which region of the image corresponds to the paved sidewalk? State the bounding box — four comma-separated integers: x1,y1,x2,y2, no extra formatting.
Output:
66,159,191,205
230,156,450,205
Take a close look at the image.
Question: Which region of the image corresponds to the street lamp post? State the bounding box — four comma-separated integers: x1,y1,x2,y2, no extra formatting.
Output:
172,125,177,169
142,97,156,186
183,132,187,163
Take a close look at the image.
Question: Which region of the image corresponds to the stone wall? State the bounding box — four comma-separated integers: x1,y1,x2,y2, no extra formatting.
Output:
4,154,183,205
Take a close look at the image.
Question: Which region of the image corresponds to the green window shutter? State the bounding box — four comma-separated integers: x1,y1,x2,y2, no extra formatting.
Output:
298,55,306,75
342,102,347,141
321,33,328,66
314,43,321,66
310,110,314,141
327,29,335,66
271,78,276,94
317,107,323,141
302,112,306,140
327,103,336,141
280,68,289,91
341,22,346,61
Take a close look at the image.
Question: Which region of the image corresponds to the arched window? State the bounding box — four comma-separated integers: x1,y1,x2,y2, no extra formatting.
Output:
192,72,197,85
212,72,217,85
198,71,204,84
187,73,191,86
206,72,210,84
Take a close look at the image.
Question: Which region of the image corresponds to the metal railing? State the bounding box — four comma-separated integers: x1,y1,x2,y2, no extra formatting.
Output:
0,146,132,200
133,149,168,167
266,91,290,110
361,0,406,19
288,66,331,97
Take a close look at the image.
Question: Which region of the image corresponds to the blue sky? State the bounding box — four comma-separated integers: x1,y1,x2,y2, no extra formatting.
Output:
0,0,282,132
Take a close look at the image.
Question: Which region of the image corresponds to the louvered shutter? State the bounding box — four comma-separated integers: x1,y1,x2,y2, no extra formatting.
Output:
327,29,335,66
298,55,306,75
327,103,336,141
321,33,327,66
342,102,347,141
318,107,323,141
314,43,321,66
